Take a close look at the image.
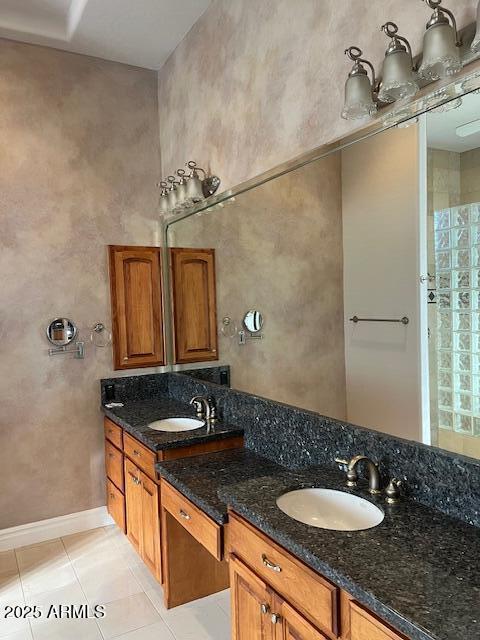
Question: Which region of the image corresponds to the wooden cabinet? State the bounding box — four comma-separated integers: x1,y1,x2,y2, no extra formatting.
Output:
170,248,218,364
124,457,143,554
109,245,165,370
103,416,242,589
229,512,410,640
140,473,162,581
106,479,126,533
230,555,274,640
229,513,338,638
230,554,328,640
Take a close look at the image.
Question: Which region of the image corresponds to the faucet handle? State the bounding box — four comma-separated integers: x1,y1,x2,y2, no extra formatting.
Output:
335,458,349,467
189,395,206,417
334,457,358,486
385,478,402,504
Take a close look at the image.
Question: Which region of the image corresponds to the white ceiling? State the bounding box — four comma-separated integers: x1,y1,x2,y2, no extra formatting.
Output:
427,91,480,153
0,0,211,70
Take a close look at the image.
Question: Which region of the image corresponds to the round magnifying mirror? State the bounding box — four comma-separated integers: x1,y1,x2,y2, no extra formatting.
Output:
46,318,77,346
243,310,264,334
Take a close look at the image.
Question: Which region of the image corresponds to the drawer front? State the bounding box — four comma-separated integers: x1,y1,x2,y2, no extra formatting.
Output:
161,481,222,561
228,513,339,638
104,418,123,449
123,432,157,480
105,439,124,491
107,479,126,533
349,602,406,640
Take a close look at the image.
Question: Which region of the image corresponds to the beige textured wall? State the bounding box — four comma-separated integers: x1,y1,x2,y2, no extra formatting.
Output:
158,0,477,190
461,148,480,204
0,39,161,528
170,154,346,418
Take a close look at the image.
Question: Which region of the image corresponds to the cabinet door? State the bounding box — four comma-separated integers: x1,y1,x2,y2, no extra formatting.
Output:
109,246,165,370
274,599,328,640
140,472,162,582
170,248,218,364
124,458,143,555
230,555,274,640
106,479,126,533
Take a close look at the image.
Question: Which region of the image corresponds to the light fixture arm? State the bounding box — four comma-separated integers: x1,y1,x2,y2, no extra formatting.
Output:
345,47,377,92
381,22,414,64
423,0,462,46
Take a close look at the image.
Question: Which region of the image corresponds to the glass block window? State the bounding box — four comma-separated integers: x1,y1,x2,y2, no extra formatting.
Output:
434,204,480,437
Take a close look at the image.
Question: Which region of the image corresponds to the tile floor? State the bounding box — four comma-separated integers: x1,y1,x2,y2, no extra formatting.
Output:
0,525,230,640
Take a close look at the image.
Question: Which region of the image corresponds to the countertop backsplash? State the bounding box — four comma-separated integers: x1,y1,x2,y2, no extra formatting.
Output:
101,369,480,527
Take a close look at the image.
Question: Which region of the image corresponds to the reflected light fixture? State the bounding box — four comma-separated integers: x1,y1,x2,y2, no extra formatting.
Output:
456,118,480,138
418,0,462,81
378,22,419,103
341,46,377,120
472,0,480,53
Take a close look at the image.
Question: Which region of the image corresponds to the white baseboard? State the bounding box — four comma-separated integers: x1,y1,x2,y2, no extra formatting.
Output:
0,507,114,551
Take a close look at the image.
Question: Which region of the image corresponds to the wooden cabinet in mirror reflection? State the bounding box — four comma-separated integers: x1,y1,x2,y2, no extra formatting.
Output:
108,245,218,370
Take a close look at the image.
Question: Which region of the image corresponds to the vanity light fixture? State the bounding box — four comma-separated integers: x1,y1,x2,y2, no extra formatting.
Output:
341,47,377,120
378,22,418,103
472,0,480,53
418,0,462,81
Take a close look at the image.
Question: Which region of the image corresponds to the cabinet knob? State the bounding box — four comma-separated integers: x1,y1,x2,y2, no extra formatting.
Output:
109,493,115,499
123,357,129,361
271,613,282,624
260,604,270,615
133,450,141,457
179,509,191,521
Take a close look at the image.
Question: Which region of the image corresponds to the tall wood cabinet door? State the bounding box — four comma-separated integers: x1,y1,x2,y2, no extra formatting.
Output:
274,599,329,640
170,248,218,364
109,246,165,370
230,555,274,640
124,458,143,555
140,472,162,582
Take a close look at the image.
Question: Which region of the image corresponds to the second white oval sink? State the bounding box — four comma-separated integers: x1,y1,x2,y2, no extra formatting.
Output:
276,488,384,531
147,417,205,432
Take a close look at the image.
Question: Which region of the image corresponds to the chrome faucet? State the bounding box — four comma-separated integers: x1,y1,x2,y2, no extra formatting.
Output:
189,395,217,422
335,455,382,494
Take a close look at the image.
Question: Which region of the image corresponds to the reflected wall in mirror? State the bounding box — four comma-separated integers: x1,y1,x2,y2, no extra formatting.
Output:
426,90,480,459
167,88,480,462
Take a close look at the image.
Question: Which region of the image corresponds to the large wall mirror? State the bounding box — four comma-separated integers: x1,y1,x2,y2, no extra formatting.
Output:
166,72,480,463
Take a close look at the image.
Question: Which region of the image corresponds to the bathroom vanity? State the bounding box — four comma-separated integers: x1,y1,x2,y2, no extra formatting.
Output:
101,378,243,583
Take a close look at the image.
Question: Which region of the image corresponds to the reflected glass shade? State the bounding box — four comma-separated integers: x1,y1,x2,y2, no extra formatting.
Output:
378,50,419,103
186,175,204,203
472,1,480,53
166,189,177,212
341,72,376,120
418,22,462,81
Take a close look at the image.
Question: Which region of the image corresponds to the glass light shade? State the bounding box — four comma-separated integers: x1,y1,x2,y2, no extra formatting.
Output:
166,189,177,212
472,1,480,53
378,50,419,103
186,175,204,203
175,181,188,208
418,22,462,81
341,73,376,120
159,194,169,215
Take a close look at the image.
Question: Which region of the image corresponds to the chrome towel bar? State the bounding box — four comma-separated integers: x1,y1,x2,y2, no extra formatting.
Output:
349,316,409,325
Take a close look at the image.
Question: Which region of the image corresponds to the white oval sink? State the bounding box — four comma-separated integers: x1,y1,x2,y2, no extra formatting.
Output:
147,417,205,432
276,488,384,531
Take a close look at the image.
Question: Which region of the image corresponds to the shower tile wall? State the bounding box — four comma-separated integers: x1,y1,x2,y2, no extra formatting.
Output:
427,150,461,446
429,149,480,458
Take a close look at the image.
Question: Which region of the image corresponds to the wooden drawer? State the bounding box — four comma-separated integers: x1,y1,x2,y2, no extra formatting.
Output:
123,432,157,480
348,601,407,640
161,481,223,561
107,479,126,533
228,512,339,638
104,418,123,449
105,439,124,492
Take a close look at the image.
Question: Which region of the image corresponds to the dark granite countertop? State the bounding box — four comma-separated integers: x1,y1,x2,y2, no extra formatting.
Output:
157,448,480,640
157,448,285,524
101,397,243,452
